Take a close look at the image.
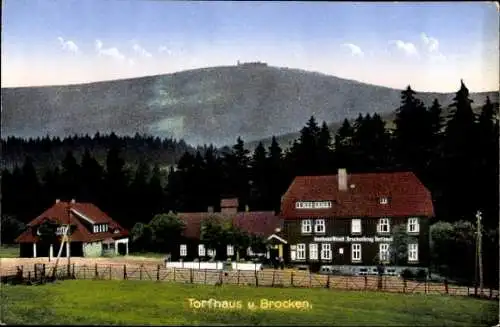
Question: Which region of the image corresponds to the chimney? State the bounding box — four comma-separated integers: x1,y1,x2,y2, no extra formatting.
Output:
245,205,249,212
207,206,214,213
55,199,60,204
221,198,239,214
71,199,76,204
338,168,348,191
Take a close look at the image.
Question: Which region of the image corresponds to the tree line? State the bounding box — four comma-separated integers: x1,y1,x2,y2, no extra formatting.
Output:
1,80,498,286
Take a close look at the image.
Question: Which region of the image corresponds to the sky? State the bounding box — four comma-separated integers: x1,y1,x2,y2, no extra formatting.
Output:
2,0,499,92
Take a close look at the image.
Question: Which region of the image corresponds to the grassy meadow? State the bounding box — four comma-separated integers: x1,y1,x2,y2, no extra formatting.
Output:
0,244,19,258
2,280,498,326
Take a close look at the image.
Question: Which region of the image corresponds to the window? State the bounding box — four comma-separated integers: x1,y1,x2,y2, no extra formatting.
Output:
296,201,332,209
321,243,332,260
301,220,312,233
180,244,187,257
377,218,390,233
314,219,325,233
93,225,97,233
207,249,216,257
408,244,418,262
227,245,234,256
351,244,361,262
351,219,361,234
379,197,389,204
198,244,206,256
379,243,390,262
296,244,306,260
56,226,68,235
290,249,297,261
309,243,318,260
407,218,420,233
103,224,108,232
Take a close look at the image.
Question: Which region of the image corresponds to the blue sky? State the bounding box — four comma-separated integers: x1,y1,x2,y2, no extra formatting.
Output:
2,1,498,92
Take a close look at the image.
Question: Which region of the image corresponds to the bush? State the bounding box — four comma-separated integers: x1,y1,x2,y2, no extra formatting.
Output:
401,268,414,279
416,269,427,281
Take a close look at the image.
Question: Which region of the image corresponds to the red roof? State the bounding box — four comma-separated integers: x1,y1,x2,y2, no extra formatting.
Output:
15,201,129,243
281,172,434,219
178,211,281,239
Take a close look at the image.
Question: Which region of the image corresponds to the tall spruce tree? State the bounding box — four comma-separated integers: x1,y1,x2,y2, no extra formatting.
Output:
393,85,433,173
317,121,333,174
334,118,355,170
442,80,479,222
249,142,268,210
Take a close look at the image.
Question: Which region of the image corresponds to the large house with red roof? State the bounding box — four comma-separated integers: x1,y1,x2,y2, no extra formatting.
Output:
173,198,284,262
15,199,129,258
280,169,434,274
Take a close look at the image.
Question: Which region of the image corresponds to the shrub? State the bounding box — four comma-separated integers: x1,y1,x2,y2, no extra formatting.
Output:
401,268,414,279
416,269,427,281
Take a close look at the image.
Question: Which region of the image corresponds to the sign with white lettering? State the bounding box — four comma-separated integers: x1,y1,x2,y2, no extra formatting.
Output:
313,236,393,243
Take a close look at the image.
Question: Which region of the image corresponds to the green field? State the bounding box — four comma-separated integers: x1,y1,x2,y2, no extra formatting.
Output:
2,280,497,326
0,244,19,258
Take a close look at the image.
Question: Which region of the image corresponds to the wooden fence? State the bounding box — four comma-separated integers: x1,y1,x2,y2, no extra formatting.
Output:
4,263,499,299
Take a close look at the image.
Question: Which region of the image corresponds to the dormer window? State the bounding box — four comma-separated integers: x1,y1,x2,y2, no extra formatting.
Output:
379,197,389,205
93,224,108,233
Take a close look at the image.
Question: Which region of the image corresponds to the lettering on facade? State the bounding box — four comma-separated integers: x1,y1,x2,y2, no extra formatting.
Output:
313,236,393,243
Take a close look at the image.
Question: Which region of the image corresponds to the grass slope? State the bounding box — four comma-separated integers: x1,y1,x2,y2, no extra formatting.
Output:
0,245,19,258
2,280,497,326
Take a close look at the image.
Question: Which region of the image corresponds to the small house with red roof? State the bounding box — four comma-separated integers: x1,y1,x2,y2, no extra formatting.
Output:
173,198,284,262
15,199,129,258
280,169,434,274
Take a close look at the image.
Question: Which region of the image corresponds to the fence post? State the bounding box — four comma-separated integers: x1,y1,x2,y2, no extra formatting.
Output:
109,265,112,280
43,264,46,282
204,269,207,285
83,265,86,279
403,279,407,293
444,279,448,294
219,270,223,285
190,269,194,284
365,276,368,290
255,269,259,287
173,267,176,282
237,270,240,285
140,265,143,280
489,288,493,299
424,277,427,294
72,263,75,279
95,263,98,278
291,271,294,287
124,265,127,280
34,264,38,280
326,274,330,289
272,270,276,287
28,271,31,281
67,264,70,278
309,271,312,288
157,265,160,281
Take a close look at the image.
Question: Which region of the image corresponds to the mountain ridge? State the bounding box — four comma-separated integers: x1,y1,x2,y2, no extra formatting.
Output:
2,65,497,147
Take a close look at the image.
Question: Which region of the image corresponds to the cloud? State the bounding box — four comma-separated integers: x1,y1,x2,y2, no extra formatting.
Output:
420,33,439,52
158,45,173,55
133,43,152,58
95,39,126,61
57,37,79,53
389,40,418,56
420,33,447,62
341,43,364,57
